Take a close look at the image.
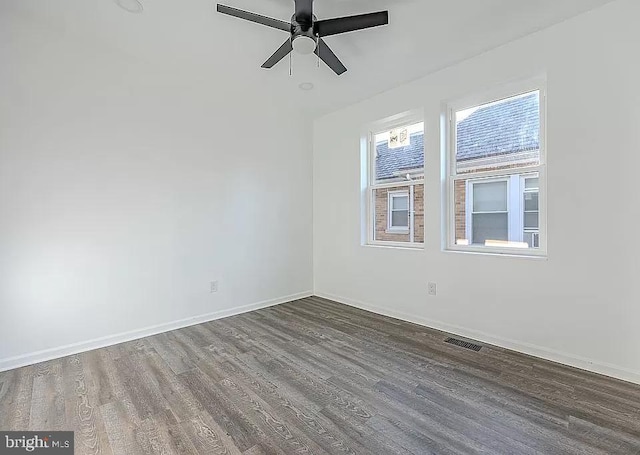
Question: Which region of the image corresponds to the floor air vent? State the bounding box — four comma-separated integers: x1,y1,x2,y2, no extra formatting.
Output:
444,337,482,352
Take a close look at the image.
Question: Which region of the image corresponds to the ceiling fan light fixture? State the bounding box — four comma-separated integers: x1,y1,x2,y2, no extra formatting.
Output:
114,0,143,13
292,36,317,55
216,2,389,75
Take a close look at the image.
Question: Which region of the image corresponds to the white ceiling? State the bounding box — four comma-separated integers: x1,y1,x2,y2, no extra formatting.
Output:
3,0,615,116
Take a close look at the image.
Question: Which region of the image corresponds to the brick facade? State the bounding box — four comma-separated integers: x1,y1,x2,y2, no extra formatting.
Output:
454,179,467,242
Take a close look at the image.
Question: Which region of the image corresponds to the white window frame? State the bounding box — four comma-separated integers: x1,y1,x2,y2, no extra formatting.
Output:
364,110,425,249
387,190,410,233
446,78,547,257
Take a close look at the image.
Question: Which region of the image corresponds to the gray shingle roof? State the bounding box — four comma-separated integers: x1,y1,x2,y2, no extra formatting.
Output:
375,93,540,180
375,133,424,181
456,92,540,161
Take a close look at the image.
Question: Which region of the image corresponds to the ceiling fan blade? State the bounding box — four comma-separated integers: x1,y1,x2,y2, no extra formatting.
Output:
294,0,314,23
262,39,293,68
217,4,291,32
315,39,347,75
314,11,389,37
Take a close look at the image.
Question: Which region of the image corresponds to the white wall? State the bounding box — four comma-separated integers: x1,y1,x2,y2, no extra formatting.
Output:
0,9,313,369
313,0,640,384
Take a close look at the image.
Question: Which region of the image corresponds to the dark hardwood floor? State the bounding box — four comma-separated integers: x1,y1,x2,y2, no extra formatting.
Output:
1,296,639,454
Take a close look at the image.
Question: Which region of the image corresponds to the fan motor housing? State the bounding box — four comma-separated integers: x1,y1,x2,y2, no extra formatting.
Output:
291,14,317,37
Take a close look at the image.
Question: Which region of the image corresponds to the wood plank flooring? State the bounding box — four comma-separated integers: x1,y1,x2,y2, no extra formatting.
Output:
1,296,639,454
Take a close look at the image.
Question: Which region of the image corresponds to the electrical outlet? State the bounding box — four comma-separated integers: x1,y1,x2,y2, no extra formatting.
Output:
428,282,437,296
210,281,218,293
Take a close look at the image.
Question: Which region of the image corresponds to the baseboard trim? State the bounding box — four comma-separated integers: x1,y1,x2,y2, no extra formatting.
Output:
315,292,640,386
0,291,313,373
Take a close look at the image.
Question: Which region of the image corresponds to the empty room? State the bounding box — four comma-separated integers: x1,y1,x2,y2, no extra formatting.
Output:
1,0,639,453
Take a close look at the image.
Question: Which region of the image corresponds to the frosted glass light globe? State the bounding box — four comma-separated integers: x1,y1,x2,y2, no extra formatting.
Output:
293,36,317,55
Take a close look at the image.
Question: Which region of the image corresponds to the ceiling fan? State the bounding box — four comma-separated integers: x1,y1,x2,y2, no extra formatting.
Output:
216,0,389,75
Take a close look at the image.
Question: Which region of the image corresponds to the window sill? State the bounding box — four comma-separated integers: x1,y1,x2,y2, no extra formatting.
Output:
385,229,410,235
444,247,547,260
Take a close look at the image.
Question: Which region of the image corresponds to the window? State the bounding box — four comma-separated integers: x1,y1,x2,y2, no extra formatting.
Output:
469,179,508,245
463,173,539,249
388,191,410,232
366,119,424,247
448,83,546,255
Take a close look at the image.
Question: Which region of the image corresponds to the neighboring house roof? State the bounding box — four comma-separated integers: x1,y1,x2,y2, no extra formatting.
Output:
456,92,540,161
375,93,540,181
376,133,424,181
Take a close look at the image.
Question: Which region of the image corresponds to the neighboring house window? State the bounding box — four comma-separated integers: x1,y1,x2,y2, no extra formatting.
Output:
388,191,410,232
523,176,540,248
448,82,546,255
464,173,540,247
469,179,508,245
365,118,424,247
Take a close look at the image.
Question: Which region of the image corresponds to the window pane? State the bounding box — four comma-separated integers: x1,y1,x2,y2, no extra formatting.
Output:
525,178,539,190
524,192,539,211
473,181,507,212
455,176,540,249
456,91,540,174
375,122,424,183
373,184,424,244
472,213,508,245
524,212,539,229
392,195,408,210
392,210,409,227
